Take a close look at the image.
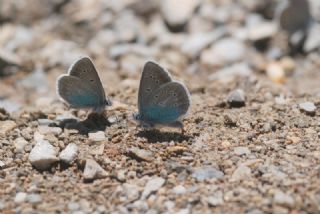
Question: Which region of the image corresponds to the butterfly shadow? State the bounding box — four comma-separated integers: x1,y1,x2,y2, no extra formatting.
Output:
136,129,192,143
58,112,111,135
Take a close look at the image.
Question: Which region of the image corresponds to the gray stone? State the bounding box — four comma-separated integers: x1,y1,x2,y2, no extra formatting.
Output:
226,89,246,107
181,29,226,58
234,147,251,156
88,131,106,142
206,191,224,206
192,167,224,182
83,159,108,181
161,0,200,30
14,192,27,203
299,102,316,115
28,140,58,170
26,194,42,204
127,147,153,162
274,190,295,208
141,177,165,199
201,38,246,67
172,185,186,194
230,165,251,182
59,143,78,164
14,137,28,153
38,126,62,136
68,202,80,211
209,63,252,82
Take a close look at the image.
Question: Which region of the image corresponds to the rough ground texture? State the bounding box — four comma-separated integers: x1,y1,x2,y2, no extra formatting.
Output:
0,0,320,213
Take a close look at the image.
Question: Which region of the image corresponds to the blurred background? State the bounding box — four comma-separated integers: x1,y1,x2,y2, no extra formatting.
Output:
0,0,319,113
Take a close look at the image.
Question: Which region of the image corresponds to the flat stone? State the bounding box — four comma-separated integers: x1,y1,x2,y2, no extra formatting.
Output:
68,202,80,211
161,0,200,31
172,185,186,194
274,190,295,208
83,159,108,181
26,194,42,204
88,131,106,142
201,38,246,67
206,191,224,206
299,102,316,115
0,120,17,136
181,29,226,58
230,165,251,182
38,126,62,136
192,167,224,182
234,147,251,156
209,63,252,82
123,183,140,201
14,192,27,204
141,177,165,199
28,140,58,170
59,143,78,164
127,147,153,162
14,137,28,153
226,89,246,108
248,22,277,41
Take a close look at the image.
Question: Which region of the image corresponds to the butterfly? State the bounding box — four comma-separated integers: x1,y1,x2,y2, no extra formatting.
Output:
133,61,191,133
56,57,111,113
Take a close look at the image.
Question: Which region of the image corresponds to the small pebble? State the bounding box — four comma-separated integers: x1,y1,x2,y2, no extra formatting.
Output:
83,159,108,181
38,126,62,136
0,120,17,136
127,147,153,162
206,191,224,206
192,167,224,182
234,147,251,156
266,62,286,84
88,131,106,142
230,165,251,182
59,143,78,164
14,192,27,204
14,137,28,153
161,0,200,31
273,190,295,208
68,202,80,211
28,140,58,170
226,89,246,107
299,102,316,115
172,185,186,195
141,177,165,199
26,194,42,204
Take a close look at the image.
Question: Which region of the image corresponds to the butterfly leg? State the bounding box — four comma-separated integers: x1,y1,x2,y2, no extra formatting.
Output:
168,121,184,134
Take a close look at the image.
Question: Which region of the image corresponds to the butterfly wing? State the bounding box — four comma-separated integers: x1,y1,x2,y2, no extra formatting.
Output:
141,81,190,124
138,61,172,113
57,75,102,109
68,57,110,107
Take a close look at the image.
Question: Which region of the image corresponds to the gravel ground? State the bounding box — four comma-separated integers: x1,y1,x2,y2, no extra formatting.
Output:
0,0,320,213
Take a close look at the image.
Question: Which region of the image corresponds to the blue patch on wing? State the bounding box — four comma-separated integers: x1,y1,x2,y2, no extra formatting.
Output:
143,106,181,123
65,90,99,108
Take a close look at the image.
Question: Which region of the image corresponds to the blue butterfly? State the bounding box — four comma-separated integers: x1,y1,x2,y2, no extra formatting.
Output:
56,57,111,113
133,61,191,133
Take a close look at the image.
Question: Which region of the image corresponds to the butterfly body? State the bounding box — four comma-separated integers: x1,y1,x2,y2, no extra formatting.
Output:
134,61,190,132
56,57,111,113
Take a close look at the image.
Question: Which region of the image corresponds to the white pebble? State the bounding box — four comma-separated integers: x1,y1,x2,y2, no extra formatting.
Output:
59,143,78,164
88,131,106,142
83,159,108,181
28,140,58,170
14,192,27,203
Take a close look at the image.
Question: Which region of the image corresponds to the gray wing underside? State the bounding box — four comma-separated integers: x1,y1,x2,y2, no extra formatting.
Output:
138,61,172,112
146,81,190,117
68,57,106,104
57,75,101,108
